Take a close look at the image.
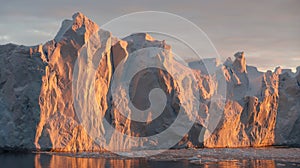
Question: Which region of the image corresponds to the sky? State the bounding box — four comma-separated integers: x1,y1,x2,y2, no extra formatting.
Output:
0,0,299,71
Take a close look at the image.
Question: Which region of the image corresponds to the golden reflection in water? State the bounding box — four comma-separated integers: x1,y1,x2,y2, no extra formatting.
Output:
250,160,276,168
34,154,146,168
201,159,276,168
34,154,277,168
34,154,41,168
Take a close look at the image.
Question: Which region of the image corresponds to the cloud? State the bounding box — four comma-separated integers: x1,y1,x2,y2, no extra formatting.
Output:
0,35,10,44
0,35,9,40
28,29,54,37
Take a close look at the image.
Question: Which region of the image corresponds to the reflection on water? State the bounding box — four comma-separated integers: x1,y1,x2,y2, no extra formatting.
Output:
34,154,143,168
0,153,299,168
191,160,277,168
1,154,191,168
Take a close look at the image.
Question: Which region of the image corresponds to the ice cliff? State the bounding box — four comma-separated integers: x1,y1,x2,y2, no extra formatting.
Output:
0,13,299,152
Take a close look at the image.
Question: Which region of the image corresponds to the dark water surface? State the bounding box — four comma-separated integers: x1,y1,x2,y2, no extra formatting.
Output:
1,149,300,168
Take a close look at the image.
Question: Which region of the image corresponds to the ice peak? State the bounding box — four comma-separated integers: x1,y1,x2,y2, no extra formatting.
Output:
233,51,247,73
123,33,155,42
54,12,99,44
